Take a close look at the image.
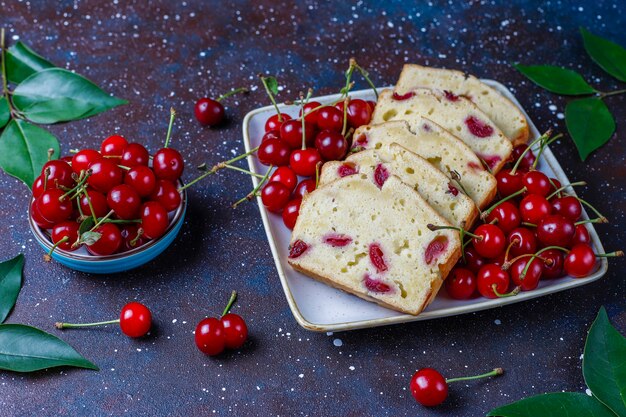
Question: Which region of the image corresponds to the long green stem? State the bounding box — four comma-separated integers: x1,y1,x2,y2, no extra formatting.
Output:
55,319,120,329
164,107,175,148
259,75,282,121
481,187,527,219
446,368,504,383
354,60,379,100
82,189,98,223
599,88,626,98
232,165,272,208
511,130,551,174
216,87,248,102
223,164,264,178
221,290,238,317
532,134,563,170
546,181,586,200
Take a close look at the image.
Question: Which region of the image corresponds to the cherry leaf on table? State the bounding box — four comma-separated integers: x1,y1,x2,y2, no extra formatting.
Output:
486,392,616,417
12,68,127,124
4,41,55,84
0,97,9,129
0,119,60,187
0,254,24,323
0,324,98,372
565,97,615,161
583,307,626,416
514,64,596,95
580,27,626,82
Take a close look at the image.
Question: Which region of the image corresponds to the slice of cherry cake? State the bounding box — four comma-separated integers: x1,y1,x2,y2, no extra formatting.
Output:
353,121,497,210
371,88,512,173
288,174,461,315
320,143,478,228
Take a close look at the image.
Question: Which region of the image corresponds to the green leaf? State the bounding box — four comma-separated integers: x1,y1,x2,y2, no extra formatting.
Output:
0,255,24,323
264,76,279,95
514,64,596,95
0,119,60,187
0,324,98,372
487,392,616,417
12,68,127,124
581,27,626,82
5,41,55,84
79,231,101,246
0,97,9,129
583,307,626,416
565,97,615,161
78,216,95,236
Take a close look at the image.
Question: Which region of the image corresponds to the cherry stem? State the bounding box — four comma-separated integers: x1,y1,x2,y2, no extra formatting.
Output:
223,164,265,179
232,165,273,208
220,290,238,318
216,87,249,102
45,236,69,262
535,245,570,256
481,187,527,220
129,228,144,247
576,217,608,225
259,74,282,121
518,253,549,279
503,238,518,264
493,285,520,298
315,161,322,188
546,181,587,200
427,224,480,240
522,222,537,227
82,189,98,223
532,132,562,171
299,90,313,150
576,197,607,221
352,58,379,100
90,210,114,231
55,319,120,329
340,97,350,136
446,368,504,383
340,59,356,98
164,107,176,148
60,171,91,200
511,130,551,175
42,167,50,192
597,251,624,258
598,88,626,98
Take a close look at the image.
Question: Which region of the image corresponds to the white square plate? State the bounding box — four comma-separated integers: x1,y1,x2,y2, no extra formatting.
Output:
242,81,608,332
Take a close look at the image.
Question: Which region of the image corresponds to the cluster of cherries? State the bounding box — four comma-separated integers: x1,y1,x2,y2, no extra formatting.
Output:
30,126,185,257
256,98,375,228
442,133,621,300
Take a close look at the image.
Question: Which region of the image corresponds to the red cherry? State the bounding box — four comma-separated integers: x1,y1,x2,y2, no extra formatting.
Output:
477,264,510,298
519,194,551,224
510,257,543,291
100,135,128,158
149,180,181,212
316,106,344,132
572,224,591,246
30,201,55,229
346,99,372,128
507,227,537,258
78,189,109,218
257,138,291,166
194,98,224,126
72,149,102,174
282,198,302,229
410,368,448,407
107,184,141,220
119,302,152,338
121,143,150,167
510,144,536,169
541,248,565,279
314,130,348,161
564,244,596,277
32,175,46,198
280,119,316,149
120,224,146,251
548,178,562,196
294,178,316,198
472,224,506,259
536,215,575,247
265,113,292,132
153,148,184,181
124,165,157,198
42,160,75,189
261,181,290,213
86,223,122,256
262,129,281,142
522,171,551,197
445,267,476,300
551,196,582,221
36,189,73,223
88,159,123,193
495,169,524,197
220,313,248,349
195,317,225,356
485,201,520,233
51,221,80,251
300,101,321,124
290,148,322,177
140,201,169,239
460,246,486,274
270,166,298,193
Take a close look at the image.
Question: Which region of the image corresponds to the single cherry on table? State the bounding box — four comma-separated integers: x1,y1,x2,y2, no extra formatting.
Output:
55,302,152,338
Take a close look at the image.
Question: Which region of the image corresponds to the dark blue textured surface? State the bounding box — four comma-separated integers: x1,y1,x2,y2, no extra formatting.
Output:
0,1,624,416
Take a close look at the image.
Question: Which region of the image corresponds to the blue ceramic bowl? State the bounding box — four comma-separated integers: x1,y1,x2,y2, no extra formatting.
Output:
29,188,187,274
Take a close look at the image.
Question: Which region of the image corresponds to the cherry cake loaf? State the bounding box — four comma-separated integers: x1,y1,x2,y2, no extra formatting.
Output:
319,143,478,228
287,174,461,316
352,121,497,210
371,88,512,173
394,63,529,145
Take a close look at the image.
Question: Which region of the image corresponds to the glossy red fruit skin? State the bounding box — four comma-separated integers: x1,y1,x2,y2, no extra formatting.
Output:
572,224,591,246
78,189,109,218
30,201,56,229
261,181,291,213
316,106,344,132
300,101,322,124
294,179,316,198
280,120,316,149
485,201,521,234
51,221,80,251
257,138,291,166
42,160,76,189
195,317,225,356
410,368,448,407
262,129,281,142
519,194,552,224
149,180,181,212
36,189,73,223
541,248,565,279
282,198,302,229
270,166,298,193
344,99,371,128
124,165,156,198
510,257,543,291
445,267,476,300
107,184,141,220
495,169,524,197
548,178,562,196
86,223,122,256
551,196,582,221
101,135,128,158
140,201,169,239
472,224,506,259
194,98,225,126
522,171,551,197
220,313,248,349
120,224,146,251
72,149,102,174
121,143,150,167
119,302,152,338
153,148,184,181
265,113,292,132
88,159,123,193
564,244,596,278
314,130,348,161
477,264,510,298
507,227,537,258
460,246,486,274
290,148,322,177
510,144,536,169
536,215,575,247
32,175,46,198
